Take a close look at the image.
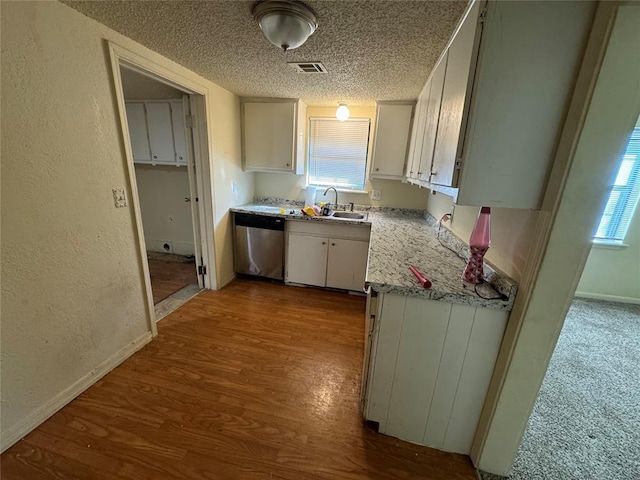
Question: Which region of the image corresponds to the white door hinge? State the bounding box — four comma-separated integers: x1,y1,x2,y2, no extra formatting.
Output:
185,114,195,128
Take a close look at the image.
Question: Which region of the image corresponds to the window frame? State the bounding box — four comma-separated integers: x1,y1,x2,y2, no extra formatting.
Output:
306,116,372,193
593,122,640,245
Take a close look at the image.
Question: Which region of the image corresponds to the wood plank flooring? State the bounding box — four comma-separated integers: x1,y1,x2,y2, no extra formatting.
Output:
1,279,477,479
147,252,198,304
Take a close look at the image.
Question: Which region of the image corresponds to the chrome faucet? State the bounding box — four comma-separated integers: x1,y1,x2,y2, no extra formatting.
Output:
323,187,338,210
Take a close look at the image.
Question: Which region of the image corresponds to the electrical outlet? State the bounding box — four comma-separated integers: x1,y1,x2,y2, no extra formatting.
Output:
232,181,238,197
112,188,127,208
371,189,382,201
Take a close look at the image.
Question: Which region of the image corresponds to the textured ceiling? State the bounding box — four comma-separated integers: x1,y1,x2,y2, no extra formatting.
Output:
63,0,468,106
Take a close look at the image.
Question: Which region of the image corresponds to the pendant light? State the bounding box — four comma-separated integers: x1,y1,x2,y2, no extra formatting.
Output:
252,0,318,52
336,103,350,121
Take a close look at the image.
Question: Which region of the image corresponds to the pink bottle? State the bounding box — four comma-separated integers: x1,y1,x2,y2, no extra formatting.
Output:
462,206,491,284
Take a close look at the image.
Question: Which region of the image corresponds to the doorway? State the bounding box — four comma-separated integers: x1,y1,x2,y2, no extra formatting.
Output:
120,67,203,319
108,41,219,331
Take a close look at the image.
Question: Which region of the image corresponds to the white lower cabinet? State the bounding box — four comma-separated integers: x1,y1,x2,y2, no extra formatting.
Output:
363,292,508,454
325,238,369,291
285,220,371,292
286,233,328,287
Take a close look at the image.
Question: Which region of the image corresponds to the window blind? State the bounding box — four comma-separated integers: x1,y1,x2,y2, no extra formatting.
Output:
595,125,640,241
308,117,371,191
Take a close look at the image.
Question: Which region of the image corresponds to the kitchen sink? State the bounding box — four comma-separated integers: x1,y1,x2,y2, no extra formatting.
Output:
331,211,366,220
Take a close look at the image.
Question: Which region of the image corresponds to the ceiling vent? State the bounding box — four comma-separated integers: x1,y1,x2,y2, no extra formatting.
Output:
288,62,327,73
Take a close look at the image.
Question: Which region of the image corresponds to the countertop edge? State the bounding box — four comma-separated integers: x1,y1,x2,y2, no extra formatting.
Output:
231,202,519,311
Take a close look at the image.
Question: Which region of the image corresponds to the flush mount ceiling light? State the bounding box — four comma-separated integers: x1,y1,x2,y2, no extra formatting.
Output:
336,103,350,121
252,0,318,52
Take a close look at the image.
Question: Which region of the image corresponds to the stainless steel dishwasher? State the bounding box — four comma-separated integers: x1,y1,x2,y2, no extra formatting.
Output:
233,212,284,280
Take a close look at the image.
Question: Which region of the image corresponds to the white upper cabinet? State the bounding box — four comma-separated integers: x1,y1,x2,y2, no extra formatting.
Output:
419,52,448,183
125,102,151,163
242,98,307,174
405,0,595,209
145,102,176,165
125,100,188,167
430,0,480,188
170,100,188,165
406,82,431,180
370,102,415,180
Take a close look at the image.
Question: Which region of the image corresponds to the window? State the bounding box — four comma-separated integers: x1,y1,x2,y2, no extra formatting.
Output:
307,117,371,191
594,122,640,242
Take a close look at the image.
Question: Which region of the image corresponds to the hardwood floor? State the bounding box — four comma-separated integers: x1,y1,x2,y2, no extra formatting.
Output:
1,279,477,479
147,252,198,304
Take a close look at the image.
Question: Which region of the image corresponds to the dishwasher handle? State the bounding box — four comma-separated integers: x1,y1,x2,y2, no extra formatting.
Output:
234,212,284,231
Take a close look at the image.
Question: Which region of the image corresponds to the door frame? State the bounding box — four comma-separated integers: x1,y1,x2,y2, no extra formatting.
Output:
107,41,218,334
470,2,640,475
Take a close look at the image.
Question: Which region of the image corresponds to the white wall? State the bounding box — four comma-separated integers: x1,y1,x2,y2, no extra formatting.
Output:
254,105,431,209
0,0,252,450
426,192,539,282
134,165,195,256
576,206,640,303
575,114,640,304
121,67,184,100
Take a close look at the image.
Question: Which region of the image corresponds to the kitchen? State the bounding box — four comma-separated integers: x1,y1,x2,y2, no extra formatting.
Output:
3,0,637,478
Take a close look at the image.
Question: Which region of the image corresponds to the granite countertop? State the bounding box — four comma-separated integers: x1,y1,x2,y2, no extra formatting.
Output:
366,212,515,310
231,201,517,311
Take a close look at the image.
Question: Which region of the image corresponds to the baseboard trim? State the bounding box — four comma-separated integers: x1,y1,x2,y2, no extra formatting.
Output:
574,291,640,305
218,272,236,290
0,331,153,453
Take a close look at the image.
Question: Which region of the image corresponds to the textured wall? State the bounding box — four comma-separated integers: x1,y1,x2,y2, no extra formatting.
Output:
0,0,251,448
576,207,640,302
134,165,195,256
425,192,539,282
254,105,431,209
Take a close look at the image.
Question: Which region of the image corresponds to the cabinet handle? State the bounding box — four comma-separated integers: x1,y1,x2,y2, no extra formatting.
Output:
286,163,290,167
375,168,379,171
418,171,422,175
179,156,183,160
321,241,326,245
431,170,438,175
331,242,336,246
153,155,158,159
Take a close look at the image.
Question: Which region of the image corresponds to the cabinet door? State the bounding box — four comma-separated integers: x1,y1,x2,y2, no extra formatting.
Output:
326,238,369,291
408,83,431,180
294,100,307,174
243,101,295,172
286,234,328,287
431,0,481,186
371,103,414,179
146,102,176,164
418,52,448,182
405,89,425,179
171,100,188,166
125,102,151,163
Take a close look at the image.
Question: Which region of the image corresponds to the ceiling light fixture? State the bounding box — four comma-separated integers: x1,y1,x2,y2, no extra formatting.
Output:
336,103,350,122
252,0,318,52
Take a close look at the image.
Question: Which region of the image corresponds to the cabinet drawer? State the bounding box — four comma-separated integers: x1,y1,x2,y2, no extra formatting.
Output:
287,219,371,240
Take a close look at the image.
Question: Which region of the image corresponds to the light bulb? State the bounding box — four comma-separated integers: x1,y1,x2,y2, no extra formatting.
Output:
336,103,350,122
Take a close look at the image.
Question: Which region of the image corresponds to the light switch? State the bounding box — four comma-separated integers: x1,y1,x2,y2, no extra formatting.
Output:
112,188,127,208
371,189,382,201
